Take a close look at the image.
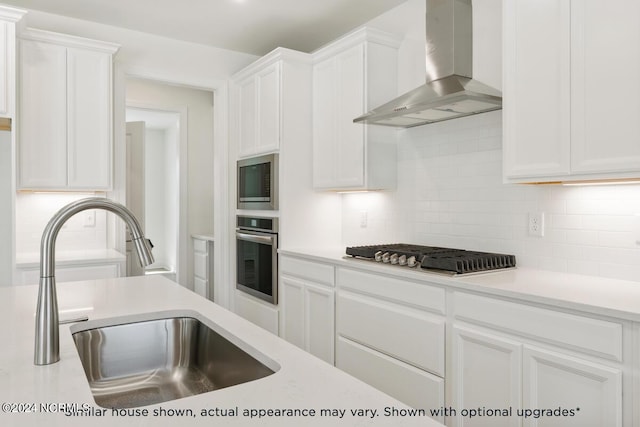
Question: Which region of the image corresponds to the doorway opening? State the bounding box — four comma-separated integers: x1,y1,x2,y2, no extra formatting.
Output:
122,76,216,295
126,107,180,281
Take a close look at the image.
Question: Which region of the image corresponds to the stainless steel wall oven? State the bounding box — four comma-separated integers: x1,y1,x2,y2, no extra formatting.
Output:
235,216,278,304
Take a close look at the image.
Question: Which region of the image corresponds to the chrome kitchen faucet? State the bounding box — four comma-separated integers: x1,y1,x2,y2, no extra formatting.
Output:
34,197,154,365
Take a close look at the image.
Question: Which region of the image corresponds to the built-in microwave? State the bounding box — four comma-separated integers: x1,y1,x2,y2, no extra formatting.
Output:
237,154,278,210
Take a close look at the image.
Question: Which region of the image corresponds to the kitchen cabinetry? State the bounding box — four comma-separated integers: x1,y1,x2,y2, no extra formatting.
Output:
0,6,25,118
232,48,310,158
312,28,400,190
279,255,335,364
335,267,445,423
451,292,625,427
451,326,521,427
192,236,214,300
18,29,119,190
503,0,640,183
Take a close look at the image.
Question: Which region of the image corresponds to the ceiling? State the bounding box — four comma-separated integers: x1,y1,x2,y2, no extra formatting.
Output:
5,0,409,55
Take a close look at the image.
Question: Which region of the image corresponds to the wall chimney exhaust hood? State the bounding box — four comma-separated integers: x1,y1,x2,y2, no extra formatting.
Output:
354,0,501,128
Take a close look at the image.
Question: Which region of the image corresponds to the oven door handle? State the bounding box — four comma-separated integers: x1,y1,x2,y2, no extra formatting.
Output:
236,231,275,245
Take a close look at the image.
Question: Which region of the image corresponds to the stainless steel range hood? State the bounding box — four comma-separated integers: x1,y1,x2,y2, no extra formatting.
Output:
354,0,501,128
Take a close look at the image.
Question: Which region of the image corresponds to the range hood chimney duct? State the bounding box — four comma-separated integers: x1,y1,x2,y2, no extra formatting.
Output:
354,0,501,128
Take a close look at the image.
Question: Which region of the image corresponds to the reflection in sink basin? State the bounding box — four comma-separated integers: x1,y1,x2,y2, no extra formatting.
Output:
72,315,277,408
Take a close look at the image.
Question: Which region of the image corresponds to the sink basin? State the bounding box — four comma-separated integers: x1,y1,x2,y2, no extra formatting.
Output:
72,313,278,408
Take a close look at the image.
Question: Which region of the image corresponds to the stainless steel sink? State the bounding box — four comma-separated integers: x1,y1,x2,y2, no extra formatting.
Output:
72,315,277,408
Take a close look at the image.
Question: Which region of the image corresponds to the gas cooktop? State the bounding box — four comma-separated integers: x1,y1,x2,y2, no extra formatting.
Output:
345,244,516,275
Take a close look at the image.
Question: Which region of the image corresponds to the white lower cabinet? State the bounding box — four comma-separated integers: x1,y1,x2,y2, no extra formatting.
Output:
335,267,446,423
279,255,335,364
280,276,334,364
192,237,213,300
451,292,625,427
234,290,279,335
278,252,636,427
336,335,444,416
450,326,522,427
522,347,622,427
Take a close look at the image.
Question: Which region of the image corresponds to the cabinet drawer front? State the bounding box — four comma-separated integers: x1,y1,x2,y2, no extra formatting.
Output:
337,290,445,376
194,252,208,278
337,336,444,420
194,277,207,298
193,239,207,253
453,292,623,361
280,256,334,287
337,267,445,314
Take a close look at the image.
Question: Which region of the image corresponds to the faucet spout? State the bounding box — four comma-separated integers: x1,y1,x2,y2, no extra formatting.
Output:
34,197,154,365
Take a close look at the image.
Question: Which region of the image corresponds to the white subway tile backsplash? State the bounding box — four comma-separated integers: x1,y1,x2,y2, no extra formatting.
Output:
565,229,599,246
341,110,640,282
15,192,108,255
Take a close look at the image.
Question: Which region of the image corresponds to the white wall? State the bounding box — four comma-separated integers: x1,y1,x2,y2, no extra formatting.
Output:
18,10,257,85
143,125,178,272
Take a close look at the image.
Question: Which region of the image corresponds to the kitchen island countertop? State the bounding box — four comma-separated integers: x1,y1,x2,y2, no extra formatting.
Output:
0,275,443,427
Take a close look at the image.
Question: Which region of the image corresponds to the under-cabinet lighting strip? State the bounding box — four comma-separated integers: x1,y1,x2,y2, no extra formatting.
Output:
561,179,640,187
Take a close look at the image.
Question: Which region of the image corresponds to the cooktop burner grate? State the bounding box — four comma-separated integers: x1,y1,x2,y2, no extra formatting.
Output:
346,244,516,275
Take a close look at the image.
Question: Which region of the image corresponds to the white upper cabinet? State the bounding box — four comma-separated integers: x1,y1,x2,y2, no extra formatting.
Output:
232,49,310,158
0,6,25,119
569,0,640,175
18,29,119,190
312,28,400,191
504,0,640,183
236,62,281,157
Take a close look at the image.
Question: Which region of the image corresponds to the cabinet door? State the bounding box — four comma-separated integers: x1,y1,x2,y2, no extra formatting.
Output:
19,40,67,188
503,0,570,180
570,0,640,174
67,47,112,189
237,76,256,157
193,238,209,298
450,326,522,427
334,44,365,188
279,275,305,349
255,62,280,154
312,57,337,189
280,276,334,364
523,347,622,427
304,281,334,364
0,20,10,117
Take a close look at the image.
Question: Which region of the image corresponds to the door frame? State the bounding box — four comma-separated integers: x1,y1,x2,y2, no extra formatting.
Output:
126,105,186,282
110,65,231,308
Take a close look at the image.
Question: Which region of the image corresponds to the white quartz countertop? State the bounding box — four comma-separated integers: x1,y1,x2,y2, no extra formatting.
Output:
279,248,640,322
15,249,126,268
0,276,442,427
191,234,215,242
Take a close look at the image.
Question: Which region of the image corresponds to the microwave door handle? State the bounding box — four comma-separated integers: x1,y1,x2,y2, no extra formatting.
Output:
236,232,275,245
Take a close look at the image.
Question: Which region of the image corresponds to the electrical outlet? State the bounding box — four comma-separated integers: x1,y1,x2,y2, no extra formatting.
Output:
528,212,544,237
84,211,96,228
